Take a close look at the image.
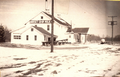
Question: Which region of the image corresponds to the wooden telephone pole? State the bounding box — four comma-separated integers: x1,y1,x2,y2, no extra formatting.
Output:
51,0,54,52
108,16,117,44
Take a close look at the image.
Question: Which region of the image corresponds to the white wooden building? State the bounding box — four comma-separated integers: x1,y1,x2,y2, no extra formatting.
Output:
11,11,89,45
67,28,89,44
11,11,71,45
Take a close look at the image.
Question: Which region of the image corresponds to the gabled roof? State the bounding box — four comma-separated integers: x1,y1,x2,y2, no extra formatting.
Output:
43,12,71,27
33,26,57,37
72,28,89,34
12,26,27,34
12,26,57,37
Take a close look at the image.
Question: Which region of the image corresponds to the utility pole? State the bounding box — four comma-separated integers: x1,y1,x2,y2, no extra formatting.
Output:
51,0,54,53
108,16,117,44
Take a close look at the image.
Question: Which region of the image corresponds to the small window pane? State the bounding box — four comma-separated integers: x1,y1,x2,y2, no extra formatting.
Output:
26,35,29,40
35,35,37,41
47,25,49,30
31,28,33,31
41,16,43,19
14,35,21,39
69,35,71,38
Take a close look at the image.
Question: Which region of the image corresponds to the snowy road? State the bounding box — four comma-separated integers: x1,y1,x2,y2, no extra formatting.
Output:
0,43,120,77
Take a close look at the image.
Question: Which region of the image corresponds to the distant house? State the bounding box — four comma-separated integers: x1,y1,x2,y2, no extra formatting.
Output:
11,11,71,45
67,28,89,44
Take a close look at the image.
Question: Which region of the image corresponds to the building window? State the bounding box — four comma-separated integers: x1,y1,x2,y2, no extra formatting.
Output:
41,16,43,19
47,25,49,30
34,35,37,41
18,36,21,39
26,35,29,40
31,28,33,31
69,35,71,38
35,25,37,27
44,35,46,41
14,35,21,39
48,38,51,42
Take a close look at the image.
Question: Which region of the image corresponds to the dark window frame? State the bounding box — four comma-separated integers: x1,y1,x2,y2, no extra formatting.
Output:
14,35,21,39
47,25,50,30
34,35,37,41
41,16,43,19
26,35,29,40
31,28,34,31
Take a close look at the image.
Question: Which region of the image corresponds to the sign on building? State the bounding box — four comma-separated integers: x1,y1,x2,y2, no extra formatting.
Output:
30,20,51,24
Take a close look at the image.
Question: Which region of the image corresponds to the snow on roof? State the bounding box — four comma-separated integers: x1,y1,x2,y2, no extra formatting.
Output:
72,28,89,34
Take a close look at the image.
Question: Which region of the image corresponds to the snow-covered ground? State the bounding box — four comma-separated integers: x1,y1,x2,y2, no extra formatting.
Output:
0,43,120,77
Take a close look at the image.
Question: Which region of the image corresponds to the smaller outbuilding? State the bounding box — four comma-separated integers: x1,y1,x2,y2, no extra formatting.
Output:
67,28,89,44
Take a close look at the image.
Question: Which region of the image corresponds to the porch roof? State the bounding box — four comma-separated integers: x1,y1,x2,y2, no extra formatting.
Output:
33,26,57,37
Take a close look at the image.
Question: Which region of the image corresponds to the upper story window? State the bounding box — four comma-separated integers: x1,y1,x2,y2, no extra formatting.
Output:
47,25,50,30
31,28,33,31
34,35,37,41
26,35,29,40
41,16,43,19
69,35,71,38
35,25,37,27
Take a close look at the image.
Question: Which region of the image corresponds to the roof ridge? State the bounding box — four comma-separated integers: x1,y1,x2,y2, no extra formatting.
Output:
43,12,71,27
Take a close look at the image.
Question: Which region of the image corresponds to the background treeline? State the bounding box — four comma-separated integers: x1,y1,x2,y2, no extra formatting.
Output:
0,25,11,42
86,34,120,42
103,35,120,41
86,34,101,42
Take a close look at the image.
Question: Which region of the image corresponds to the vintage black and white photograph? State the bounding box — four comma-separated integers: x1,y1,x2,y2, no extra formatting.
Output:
0,0,120,77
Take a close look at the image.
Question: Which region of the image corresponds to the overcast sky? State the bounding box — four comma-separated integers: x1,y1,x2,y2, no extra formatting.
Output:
0,0,120,37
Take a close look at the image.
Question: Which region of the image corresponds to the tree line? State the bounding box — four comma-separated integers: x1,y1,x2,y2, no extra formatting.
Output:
86,34,120,42
0,25,11,42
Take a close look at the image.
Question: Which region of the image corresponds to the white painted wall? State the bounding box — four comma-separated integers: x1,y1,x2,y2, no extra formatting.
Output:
66,33,86,44
11,33,21,44
11,12,69,45
54,23,68,40
27,12,51,32
27,12,68,41
81,35,86,44
67,34,76,43
11,27,45,45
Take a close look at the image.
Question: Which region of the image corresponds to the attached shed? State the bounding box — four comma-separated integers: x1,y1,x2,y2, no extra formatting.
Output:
11,26,57,45
68,28,89,44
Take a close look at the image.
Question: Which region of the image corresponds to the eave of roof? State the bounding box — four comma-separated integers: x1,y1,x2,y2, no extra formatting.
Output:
72,28,89,34
33,26,57,37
